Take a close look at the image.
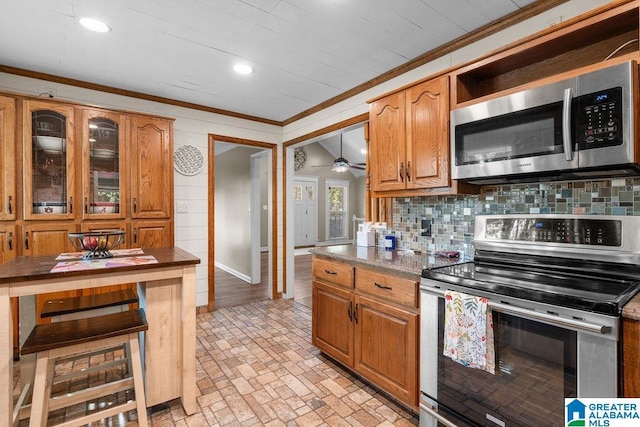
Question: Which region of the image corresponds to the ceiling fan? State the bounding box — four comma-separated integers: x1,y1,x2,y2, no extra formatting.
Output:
314,134,366,173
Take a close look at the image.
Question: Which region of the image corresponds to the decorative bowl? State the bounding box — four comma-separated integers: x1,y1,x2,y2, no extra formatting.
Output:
91,202,119,214
68,230,125,259
33,202,66,214
35,136,66,151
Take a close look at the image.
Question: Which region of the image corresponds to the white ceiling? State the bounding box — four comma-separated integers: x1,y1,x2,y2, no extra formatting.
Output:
0,0,537,123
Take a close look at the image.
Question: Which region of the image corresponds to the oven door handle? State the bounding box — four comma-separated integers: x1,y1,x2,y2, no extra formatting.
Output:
419,402,458,427
421,287,612,335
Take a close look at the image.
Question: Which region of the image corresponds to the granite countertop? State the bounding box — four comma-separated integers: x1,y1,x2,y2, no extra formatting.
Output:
309,244,467,278
623,295,640,321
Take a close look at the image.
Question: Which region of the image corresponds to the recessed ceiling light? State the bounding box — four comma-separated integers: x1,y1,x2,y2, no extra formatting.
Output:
78,17,111,33
233,63,253,75
360,148,367,154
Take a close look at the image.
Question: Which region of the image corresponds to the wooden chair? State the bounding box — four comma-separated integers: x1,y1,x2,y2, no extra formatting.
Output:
20,309,149,427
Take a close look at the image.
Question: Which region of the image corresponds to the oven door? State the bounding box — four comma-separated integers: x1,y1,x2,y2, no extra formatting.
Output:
420,282,618,427
451,77,578,182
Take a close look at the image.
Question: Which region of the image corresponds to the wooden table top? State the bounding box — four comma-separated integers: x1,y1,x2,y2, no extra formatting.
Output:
0,246,200,284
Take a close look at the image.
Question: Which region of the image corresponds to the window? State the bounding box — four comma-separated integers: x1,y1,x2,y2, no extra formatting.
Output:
326,179,349,239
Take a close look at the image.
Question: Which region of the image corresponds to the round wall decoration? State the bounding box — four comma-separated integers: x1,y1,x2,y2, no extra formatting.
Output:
174,144,204,176
294,147,307,171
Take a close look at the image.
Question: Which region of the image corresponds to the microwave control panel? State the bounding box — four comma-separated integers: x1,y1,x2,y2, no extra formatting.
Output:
575,87,623,150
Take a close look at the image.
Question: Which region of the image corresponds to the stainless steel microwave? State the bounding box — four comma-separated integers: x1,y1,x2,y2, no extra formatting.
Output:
451,61,638,184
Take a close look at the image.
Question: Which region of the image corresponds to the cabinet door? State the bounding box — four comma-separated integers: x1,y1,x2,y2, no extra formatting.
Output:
132,219,172,248
1,224,18,357
312,281,354,367
130,115,173,219
23,100,76,220
21,223,79,323
369,91,406,192
406,76,450,189
353,294,418,408
81,108,128,220
0,96,16,221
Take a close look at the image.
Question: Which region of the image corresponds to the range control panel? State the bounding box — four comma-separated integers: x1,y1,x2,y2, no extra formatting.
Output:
483,217,622,246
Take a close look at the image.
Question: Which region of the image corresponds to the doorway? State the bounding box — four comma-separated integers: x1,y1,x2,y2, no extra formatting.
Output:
284,117,369,305
208,134,278,311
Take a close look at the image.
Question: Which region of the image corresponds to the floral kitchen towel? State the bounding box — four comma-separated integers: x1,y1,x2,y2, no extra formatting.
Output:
443,290,495,374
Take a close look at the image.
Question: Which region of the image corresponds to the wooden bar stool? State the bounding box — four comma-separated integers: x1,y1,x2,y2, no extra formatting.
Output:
21,308,149,427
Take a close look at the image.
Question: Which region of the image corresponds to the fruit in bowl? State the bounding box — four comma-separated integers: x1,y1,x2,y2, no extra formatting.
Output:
82,236,98,250
69,230,125,258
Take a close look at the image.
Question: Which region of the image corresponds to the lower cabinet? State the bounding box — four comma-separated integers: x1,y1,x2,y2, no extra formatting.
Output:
312,256,419,410
354,294,418,407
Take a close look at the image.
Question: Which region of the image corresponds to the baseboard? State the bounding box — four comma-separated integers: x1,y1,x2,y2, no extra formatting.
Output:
214,261,251,284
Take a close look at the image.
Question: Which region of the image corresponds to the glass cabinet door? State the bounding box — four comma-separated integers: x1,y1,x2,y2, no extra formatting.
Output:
24,101,75,220
81,109,126,219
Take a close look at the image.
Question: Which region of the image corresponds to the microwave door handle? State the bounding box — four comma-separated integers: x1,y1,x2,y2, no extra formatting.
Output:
562,87,574,161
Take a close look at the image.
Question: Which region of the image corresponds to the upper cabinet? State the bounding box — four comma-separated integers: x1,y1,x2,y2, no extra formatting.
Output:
23,100,76,220
80,108,128,220
0,96,16,221
130,115,173,219
369,76,449,194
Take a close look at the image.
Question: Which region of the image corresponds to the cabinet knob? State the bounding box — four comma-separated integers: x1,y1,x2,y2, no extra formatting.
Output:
68,196,73,214
354,303,359,324
8,232,12,251
7,195,12,215
348,301,353,321
24,231,29,250
84,197,88,214
133,197,137,213
399,162,404,182
406,161,411,182
324,269,337,275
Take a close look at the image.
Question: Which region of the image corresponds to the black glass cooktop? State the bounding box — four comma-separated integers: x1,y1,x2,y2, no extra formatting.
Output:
422,251,640,315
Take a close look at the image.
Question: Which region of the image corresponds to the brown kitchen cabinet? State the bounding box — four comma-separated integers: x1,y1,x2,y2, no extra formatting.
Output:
0,223,17,357
0,96,16,221
80,108,128,220
6,93,175,337
369,76,449,194
311,256,419,410
130,115,173,219
23,100,76,220
21,222,80,323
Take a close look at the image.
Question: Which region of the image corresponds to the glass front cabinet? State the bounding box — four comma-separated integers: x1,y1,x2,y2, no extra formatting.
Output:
80,109,126,219
23,100,75,220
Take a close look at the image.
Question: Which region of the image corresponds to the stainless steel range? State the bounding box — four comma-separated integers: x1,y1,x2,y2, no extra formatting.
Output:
419,215,640,427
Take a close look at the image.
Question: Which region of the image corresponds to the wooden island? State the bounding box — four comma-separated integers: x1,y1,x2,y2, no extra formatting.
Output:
0,246,200,426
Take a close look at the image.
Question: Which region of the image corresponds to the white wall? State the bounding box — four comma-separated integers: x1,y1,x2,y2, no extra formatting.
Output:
0,0,611,308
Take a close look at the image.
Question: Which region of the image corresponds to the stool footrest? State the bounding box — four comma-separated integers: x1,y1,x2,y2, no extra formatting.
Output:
22,309,147,355
41,289,138,318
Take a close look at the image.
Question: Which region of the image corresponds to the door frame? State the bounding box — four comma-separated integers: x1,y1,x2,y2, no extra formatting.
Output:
293,175,318,247
208,134,278,312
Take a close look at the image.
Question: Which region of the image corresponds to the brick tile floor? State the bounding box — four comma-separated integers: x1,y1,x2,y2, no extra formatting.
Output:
16,299,419,426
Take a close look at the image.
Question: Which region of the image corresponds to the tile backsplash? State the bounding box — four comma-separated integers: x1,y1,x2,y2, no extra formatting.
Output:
387,178,640,258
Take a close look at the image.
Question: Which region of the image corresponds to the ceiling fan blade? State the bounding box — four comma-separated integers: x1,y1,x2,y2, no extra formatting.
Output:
350,162,366,166
311,164,333,167
349,165,366,170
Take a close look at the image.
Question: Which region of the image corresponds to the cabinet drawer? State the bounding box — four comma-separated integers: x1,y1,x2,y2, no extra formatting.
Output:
355,268,418,308
312,258,354,288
